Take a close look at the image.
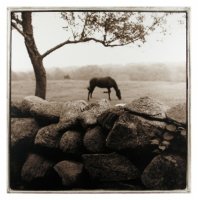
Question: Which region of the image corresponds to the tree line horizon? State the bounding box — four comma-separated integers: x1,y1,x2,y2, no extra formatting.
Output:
12,63,186,82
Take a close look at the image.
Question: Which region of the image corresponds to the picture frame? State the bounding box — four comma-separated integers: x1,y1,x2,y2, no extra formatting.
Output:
8,6,190,193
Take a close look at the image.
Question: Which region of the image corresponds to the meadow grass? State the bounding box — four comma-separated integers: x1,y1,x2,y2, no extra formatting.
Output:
11,80,186,107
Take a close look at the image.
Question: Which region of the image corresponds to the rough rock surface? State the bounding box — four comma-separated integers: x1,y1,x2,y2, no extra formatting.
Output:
11,100,30,117
59,130,83,154
79,99,111,128
59,100,88,123
166,103,186,125
82,152,140,181
141,154,186,190
97,106,125,130
83,126,106,153
30,101,63,124
11,118,39,148
21,96,47,113
54,160,83,187
106,112,166,151
124,96,168,120
34,124,62,148
21,153,54,182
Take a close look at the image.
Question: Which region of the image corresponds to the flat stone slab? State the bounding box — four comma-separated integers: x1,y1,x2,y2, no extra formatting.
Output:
124,96,168,120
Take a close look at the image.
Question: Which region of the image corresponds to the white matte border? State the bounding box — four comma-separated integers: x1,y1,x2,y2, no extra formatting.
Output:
1,0,197,200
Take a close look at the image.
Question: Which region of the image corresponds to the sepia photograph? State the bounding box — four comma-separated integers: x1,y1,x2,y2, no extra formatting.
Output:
9,7,189,192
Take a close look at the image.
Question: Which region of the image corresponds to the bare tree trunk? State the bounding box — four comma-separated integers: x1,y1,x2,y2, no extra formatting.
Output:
21,12,46,99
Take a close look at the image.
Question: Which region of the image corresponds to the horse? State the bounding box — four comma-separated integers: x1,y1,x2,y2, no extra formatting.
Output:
87,76,122,101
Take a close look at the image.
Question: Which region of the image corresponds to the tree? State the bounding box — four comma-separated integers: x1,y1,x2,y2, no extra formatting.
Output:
11,11,167,99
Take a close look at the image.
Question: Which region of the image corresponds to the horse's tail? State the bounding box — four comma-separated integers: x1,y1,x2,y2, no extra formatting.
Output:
87,86,90,91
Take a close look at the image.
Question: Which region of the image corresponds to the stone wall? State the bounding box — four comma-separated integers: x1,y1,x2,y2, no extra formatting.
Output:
10,96,187,191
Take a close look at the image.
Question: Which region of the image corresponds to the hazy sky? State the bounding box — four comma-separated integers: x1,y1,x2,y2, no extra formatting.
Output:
11,12,186,72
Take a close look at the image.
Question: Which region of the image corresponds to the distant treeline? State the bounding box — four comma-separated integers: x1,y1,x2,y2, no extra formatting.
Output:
11,63,186,82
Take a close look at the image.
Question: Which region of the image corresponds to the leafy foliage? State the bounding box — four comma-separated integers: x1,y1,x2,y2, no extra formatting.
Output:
61,12,168,47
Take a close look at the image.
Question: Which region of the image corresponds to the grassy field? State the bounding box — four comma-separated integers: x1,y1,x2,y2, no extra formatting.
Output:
11,80,186,107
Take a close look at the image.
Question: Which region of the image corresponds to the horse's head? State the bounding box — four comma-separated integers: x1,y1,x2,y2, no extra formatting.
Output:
116,89,122,100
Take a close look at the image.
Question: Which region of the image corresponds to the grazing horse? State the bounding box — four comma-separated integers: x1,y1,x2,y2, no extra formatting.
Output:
87,76,122,101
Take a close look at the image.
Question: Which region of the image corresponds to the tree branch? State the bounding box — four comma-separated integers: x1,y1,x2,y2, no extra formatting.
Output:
80,13,88,39
11,22,26,38
11,13,22,25
42,35,139,59
41,40,76,58
41,37,105,58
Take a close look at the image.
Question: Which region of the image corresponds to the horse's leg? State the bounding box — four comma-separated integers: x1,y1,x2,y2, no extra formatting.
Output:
90,87,95,98
108,88,111,101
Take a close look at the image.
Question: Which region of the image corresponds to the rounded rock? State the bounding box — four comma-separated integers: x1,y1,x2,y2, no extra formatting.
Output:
54,160,83,187
11,118,39,148
83,126,106,153
141,154,186,190
21,153,54,182
59,130,83,154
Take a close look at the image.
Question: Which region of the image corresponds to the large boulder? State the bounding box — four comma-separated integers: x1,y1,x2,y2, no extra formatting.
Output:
59,100,88,123
54,160,83,187
97,106,125,130
21,96,63,125
166,103,186,125
35,124,62,149
57,100,88,132
106,112,166,151
83,126,106,153
82,152,140,181
141,154,186,190
59,130,83,154
10,118,40,189
11,118,39,148
21,153,54,183
124,96,168,120
21,96,47,113
79,99,111,128
30,101,63,124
